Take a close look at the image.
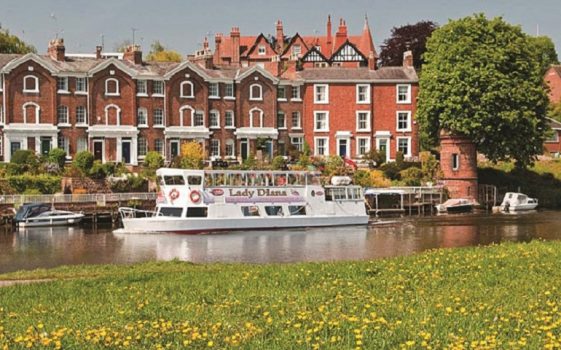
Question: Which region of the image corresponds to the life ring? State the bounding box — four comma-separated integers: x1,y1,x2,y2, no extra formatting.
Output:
190,190,201,203
169,188,180,202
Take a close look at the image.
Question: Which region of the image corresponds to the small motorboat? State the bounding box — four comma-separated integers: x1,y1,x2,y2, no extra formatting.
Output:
500,192,538,212
15,203,84,227
435,198,474,214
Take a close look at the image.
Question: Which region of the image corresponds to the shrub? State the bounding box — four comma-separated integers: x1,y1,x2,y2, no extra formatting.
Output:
9,150,38,175
380,162,401,180
324,156,344,176
48,148,67,169
109,174,148,193
7,174,61,194
399,167,423,186
74,151,94,175
241,154,257,170
89,160,106,179
144,151,164,172
353,169,373,187
271,156,287,170
180,142,204,169
364,149,387,168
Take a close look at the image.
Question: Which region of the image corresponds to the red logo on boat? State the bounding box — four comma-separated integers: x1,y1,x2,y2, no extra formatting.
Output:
210,188,224,196
315,191,324,196
291,191,300,196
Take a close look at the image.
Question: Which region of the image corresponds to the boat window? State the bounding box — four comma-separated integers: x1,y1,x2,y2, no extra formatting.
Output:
306,174,321,186
325,188,347,201
232,173,246,186
241,206,260,217
205,173,213,186
249,173,265,187
164,175,185,186
214,174,225,187
288,173,304,186
265,206,283,216
159,207,183,217
186,207,208,218
347,187,362,200
157,176,165,186
187,176,202,186
289,205,306,216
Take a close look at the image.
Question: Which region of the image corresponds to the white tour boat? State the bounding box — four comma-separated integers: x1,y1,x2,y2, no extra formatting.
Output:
15,203,85,228
117,168,369,234
500,192,538,212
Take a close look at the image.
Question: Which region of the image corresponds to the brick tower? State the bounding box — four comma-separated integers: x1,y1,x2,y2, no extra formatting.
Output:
439,130,478,199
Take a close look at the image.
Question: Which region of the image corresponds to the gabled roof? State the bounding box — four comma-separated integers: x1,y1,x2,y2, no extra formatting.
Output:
235,64,279,83
244,33,277,57
330,40,367,62
163,60,212,80
296,66,418,83
547,117,561,130
280,33,309,57
1,53,60,74
88,57,138,77
301,46,329,62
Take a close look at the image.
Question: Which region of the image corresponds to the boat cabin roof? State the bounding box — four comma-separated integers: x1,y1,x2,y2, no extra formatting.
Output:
155,168,317,177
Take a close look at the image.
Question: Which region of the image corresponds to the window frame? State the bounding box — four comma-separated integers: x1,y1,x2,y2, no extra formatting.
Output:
258,45,266,55
105,78,120,96
356,84,370,104
57,105,69,126
277,85,287,101
23,75,39,93
210,139,220,158
209,110,220,129
249,83,263,101
180,81,194,98
314,137,329,156
137,107,148,127
136,79,148,96
291,111,301,130
396,84,411,104
452,153,460,171
76,106,87,126
356,137,371,156
154,139,164,156
291,85,301,101
396,111,412,132
208,82,220,99
224,83,235,99
313,111,329,132
396,136,411,157
153,108,164,127
193,110,205,127
138,136,147,158
291,136,303,152
313,84,329,104
225,139,235,158
77,137,88,153
75,77,87,94
277,111,286,129
57,135,69,155
57,77,69,94
152,80,164,96
224,110,235,128
356,111,371,132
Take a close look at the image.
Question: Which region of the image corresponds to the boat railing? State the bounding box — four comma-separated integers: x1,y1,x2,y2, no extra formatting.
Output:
118,207,159,219
0,193,157,207
324,186,364,201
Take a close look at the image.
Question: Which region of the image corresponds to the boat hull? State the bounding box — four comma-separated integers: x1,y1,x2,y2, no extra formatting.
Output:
502,203,538,212
18,216,84,228
120,215,369,234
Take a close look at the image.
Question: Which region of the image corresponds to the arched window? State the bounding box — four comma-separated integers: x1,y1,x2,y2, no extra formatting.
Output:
23,75,39,93
179,105,195,127
249,107,264,128
105,78,120,96
57,105,69,125
180,81,194,98
209,110,220,128
22,102,40,124
249,84,262,101
104,104,121,125
137,107,148,126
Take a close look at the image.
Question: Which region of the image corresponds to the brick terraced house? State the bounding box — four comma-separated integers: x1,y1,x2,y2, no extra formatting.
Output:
0,16,418,165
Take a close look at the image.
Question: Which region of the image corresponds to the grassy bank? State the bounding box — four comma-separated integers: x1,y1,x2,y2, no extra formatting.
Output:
2,242,561,349
479,159,561,208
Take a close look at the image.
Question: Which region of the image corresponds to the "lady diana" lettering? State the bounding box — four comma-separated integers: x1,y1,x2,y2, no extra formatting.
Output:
228,188,289,198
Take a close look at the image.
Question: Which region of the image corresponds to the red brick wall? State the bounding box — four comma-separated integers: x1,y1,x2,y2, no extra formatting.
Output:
440,133,478,199
237,72,276,128
546,68,561,104
90,65,136,126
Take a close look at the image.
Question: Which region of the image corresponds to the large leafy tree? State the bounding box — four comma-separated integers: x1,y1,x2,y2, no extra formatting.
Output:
529,35,559,74
379,21,437,70
146,40,182,62
417,14,550,167
0,26,35,54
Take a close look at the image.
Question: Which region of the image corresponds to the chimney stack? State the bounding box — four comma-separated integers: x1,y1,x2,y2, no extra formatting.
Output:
368,52,377,70
48,38,65,61
276,20,284,52
334,18,348,49
230,27,241,66
95,46,102,59
326,15,332,55
214,33,223,65
403,50,413,68
123,44,143,65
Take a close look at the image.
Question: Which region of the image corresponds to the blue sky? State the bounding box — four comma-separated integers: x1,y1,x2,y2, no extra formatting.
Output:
1,0,558,56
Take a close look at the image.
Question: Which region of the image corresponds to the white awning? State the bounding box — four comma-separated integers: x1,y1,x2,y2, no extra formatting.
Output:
375,131,392,137
164,126,211,139
87,125,139,137
3,123,58,136
235,127,278,140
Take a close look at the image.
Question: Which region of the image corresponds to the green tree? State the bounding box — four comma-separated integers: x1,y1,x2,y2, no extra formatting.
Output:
528,35,559,75
417,14,549,167
73,151,94,175
0,26,35,54
48,148,67,169
146,40,182,62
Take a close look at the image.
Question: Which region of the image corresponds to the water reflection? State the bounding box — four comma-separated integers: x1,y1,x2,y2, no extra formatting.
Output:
0,211,560,273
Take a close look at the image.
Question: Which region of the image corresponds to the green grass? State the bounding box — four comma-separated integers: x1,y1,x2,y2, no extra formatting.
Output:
2,241,561,349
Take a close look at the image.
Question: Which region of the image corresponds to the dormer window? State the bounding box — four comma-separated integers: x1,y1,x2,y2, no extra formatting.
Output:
137,80,147,96
180,81,194,98
250,84,262,101
105,78,119,96
292,45,301,56
258,45,266,55
57,77,69,93
23,75,39,93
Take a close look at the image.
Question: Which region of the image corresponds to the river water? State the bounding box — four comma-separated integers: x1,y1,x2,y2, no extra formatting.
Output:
0,211,560,274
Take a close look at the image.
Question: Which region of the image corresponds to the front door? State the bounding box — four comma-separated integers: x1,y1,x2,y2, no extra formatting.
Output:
40,138,51,156
170,141,180,158
241,139,248,160
338,139,348,158
10,142,21,157
122,140,131,164
377,138,389,162
93,141,103,161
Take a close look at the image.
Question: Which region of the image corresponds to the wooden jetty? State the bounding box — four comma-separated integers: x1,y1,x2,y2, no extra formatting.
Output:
364,186,446,217
0,193,156,225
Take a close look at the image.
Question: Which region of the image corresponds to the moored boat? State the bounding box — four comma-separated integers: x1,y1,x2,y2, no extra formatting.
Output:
435,198,474,214
117,168,369,234
15,203,85,227
500,192,538,212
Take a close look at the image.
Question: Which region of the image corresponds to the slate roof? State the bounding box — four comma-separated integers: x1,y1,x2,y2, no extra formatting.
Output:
297,67,418,82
